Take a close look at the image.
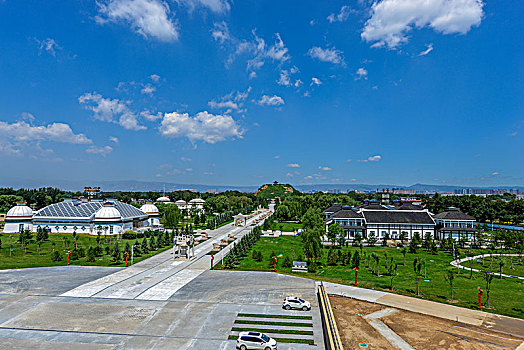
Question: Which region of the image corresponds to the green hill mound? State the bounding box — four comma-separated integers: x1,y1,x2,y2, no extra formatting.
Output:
255,181,298,199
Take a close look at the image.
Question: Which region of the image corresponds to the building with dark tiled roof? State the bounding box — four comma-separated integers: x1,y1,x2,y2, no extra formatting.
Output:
433,207,476,240
324,203,477,242
323,203,342,219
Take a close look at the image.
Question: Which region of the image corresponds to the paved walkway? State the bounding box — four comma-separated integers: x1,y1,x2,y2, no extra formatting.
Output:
62,210,270,300
322,281,524,338
451,254,524,280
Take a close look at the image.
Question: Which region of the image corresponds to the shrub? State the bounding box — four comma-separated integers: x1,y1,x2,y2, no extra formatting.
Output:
282,256,292,268
93,245,103,257
51,250,62,262
308,261,317,273
111,242,121,263
268,251,277,268
86,247,96,262
122,231,136,240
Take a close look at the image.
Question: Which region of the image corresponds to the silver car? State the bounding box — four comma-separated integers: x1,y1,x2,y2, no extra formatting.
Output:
236,331,277,350
282,296,311,311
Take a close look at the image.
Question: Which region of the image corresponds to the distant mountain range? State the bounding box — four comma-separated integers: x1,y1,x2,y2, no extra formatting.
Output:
296,183,524,193
1,179,522,194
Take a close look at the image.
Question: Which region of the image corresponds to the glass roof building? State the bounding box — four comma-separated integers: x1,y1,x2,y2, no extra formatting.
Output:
3,198,159,235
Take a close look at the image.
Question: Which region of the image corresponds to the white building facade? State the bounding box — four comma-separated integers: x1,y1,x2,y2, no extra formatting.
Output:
3,198,161,235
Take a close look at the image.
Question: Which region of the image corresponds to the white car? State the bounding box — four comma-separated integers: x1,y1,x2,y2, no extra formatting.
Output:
236,331,277,350
282,296,311,311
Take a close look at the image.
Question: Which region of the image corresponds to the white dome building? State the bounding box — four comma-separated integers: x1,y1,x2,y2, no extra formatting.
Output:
140,202,160,227
156,196,171,203
175,199,187,210
188,198,205,212
4,201,33,233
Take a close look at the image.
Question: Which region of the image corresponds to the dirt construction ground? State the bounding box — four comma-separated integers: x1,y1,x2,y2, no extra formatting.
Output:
330,296,524,350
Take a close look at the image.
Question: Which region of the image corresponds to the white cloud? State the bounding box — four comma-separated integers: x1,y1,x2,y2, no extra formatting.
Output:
0,120,91,155
491,172,500,176
79,92,146,131
247,32,290,72
418,43,434,56
361,0,484,48
258,95,284,107
141,83,156,96
86,145,113,156
150,74,161,82
140,110,163,121
311,77,322,86
277,66,299,87
274,155,280,159
96,0,179,42
358,154,382,162
211,21,231,44
212,23,290,75
176,0,230,13
327,5,351,23
287,163,300,168
208,87,251,112
159,111,243,143
109,136,119,143
307,46,344,65
318,166,331,171
34,38,62,57
355,67,368,80
180,156,192,161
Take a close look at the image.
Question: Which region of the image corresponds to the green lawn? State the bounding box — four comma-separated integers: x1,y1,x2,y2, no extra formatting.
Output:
218,236,524,319
0,232,171,269
268,222,302,232
462,255,524,277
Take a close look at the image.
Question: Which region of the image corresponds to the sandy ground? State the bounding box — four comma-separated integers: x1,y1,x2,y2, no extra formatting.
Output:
330,295,524,350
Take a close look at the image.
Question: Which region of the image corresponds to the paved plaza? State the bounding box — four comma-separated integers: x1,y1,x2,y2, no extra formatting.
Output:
0,214,325,349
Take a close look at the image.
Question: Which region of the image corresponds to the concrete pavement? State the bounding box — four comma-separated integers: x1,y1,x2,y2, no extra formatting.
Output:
0,208,325,349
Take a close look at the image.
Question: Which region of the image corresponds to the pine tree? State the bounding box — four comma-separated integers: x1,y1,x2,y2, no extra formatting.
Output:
351,250,360,269
111,242,121,263
86,246,96,262
124,242,131,255
282,255,292,268
149,236,156,251
141,237,149,254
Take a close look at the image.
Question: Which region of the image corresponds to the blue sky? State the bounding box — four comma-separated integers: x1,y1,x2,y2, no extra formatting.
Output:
0,0,522,188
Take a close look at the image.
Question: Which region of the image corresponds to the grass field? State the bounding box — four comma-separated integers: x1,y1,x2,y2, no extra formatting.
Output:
462,255,524,277
0,232,171,269
267,222,302,232
217,236,524,319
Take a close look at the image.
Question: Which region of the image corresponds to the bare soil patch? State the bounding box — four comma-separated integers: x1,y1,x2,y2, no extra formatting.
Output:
330,295,524,349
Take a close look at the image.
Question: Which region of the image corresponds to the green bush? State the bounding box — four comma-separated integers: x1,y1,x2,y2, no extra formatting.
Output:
51,250,62,262
122,231,136,240
308,261,317,273
282,256,292,268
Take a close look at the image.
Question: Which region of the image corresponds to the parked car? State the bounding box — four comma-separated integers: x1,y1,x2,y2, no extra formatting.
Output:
282,296,311,311
236,331,277,350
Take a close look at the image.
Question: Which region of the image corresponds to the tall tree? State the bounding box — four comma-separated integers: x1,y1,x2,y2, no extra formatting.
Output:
413,258,422,296
444,270,455,301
